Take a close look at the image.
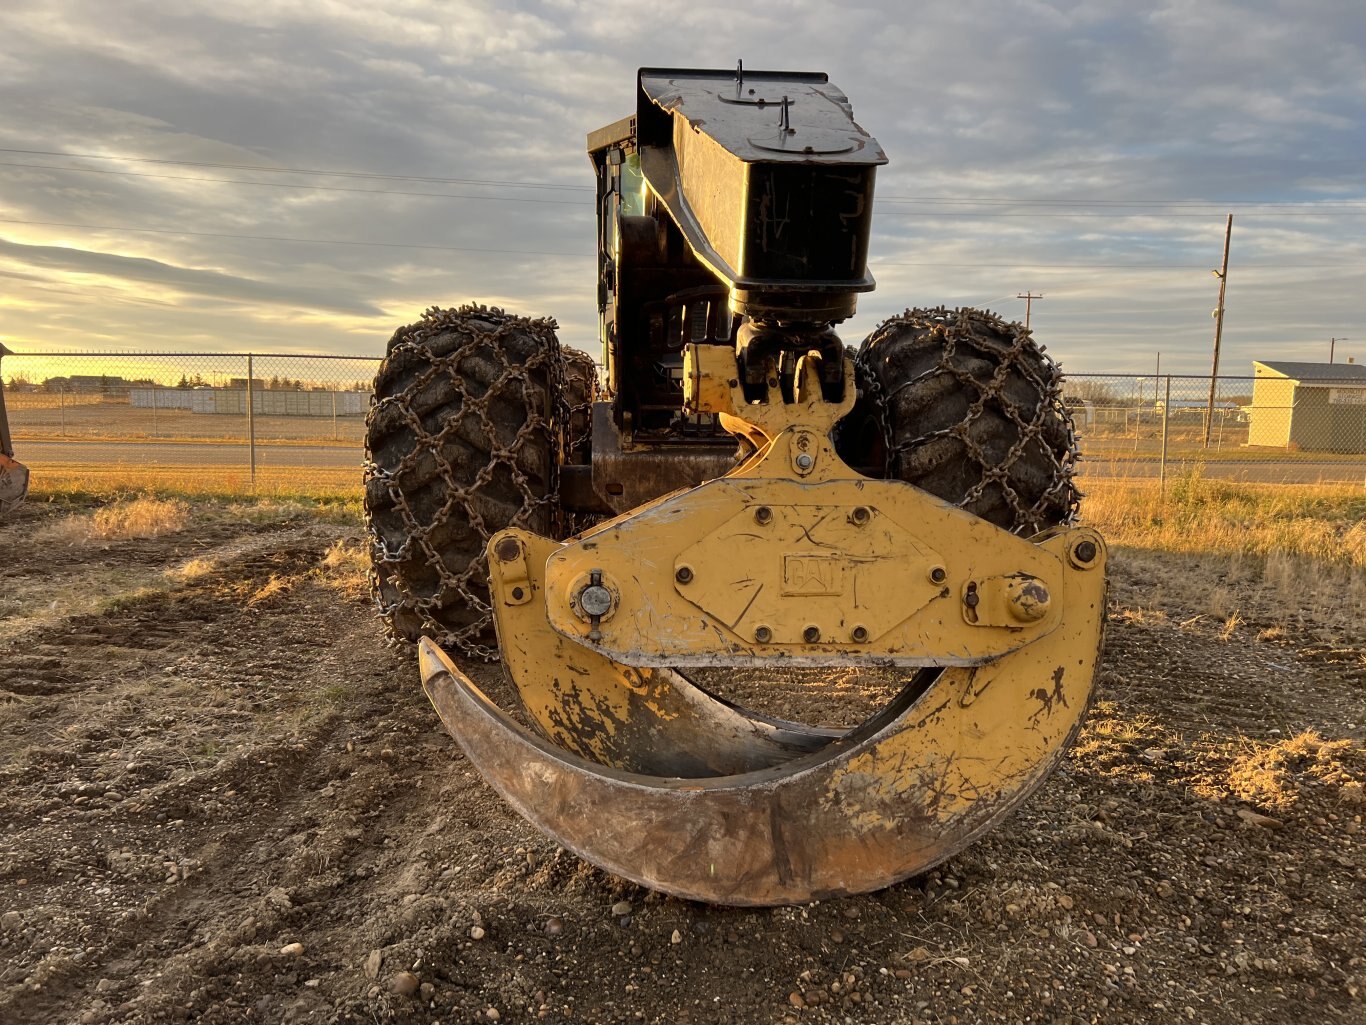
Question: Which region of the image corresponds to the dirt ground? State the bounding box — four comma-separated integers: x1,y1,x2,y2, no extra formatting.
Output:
1,498,1363,1025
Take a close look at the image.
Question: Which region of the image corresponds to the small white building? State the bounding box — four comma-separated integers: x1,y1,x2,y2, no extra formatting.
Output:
1247,360,1366,452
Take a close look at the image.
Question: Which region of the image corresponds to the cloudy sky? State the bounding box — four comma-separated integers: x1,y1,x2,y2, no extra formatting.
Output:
1,0,1363,376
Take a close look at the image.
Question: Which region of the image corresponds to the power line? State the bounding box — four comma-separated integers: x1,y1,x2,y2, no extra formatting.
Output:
875,209,1366,219
0,161,591,205
0,147,593,191
6,147,1365,213
0,218,589,257
9,158,1365,225
876,196,1366,210
3,216,1363,270
872,257,1355,269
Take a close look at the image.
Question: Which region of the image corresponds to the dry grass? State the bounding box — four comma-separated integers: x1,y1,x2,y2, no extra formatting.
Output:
1219,611,1243,642
1219,731,1365,812
224,498,361,526
317,539,370,597
247,575,294,607
91,497,189,538
1081,474,1366,567
0,567,170,634
29,467,363,525
166,557,218,584
31,463,362,503
1082,474,1365,642
38,496,190,543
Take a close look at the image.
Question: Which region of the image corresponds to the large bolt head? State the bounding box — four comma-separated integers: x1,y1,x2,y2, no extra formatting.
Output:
1006,577,1051,622
578,584,615,618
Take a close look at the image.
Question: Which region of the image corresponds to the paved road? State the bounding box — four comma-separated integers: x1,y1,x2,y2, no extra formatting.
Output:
15,439,1364,484
19,439,362,469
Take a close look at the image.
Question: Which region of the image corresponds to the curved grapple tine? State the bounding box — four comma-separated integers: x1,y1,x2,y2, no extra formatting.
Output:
482,532,843,777
419,642,841,779
418,541,1103,905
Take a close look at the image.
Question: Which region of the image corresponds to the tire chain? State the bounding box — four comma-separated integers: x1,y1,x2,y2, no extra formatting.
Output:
855,306,1081,534
364,304,575,661
560,346,603,538
561,346,598,465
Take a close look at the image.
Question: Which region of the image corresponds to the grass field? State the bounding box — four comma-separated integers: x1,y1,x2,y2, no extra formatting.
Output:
1081,475,1366,566
26,465,1363,567
28,463,365,508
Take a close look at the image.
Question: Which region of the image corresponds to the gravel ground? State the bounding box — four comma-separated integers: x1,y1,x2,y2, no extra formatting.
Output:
1,499,1362,1025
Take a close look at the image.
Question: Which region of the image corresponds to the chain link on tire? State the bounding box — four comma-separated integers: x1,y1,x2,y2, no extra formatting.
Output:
364,305,589,660
840,306,1079,535
562,347,598,466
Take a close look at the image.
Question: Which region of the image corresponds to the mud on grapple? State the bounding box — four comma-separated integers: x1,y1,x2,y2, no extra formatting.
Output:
363,67,1105,905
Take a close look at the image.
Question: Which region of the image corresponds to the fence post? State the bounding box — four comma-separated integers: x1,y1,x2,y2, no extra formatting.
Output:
1160,375,1171,501
59,385,65,435
247,354,256,485
152,387,158,438
332,391,338,441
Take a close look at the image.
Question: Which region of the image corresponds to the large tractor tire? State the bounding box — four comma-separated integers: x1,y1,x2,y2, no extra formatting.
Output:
840,307,1078,535
364,305,587,659
562,346,598,467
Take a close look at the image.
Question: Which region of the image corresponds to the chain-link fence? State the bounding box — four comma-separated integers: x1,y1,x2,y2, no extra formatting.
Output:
0,351,379,491
1064,373,1366,485
2,351,1364,492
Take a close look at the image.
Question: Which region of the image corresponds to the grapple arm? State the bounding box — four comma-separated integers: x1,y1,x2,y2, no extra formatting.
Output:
419,355,1107,905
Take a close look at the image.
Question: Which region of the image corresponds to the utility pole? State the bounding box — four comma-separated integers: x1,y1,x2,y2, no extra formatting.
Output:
1203,214,1233,448
1330,337,1348,363
1017,292,1043,330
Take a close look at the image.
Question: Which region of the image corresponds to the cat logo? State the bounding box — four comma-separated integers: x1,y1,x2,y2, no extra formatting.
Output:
782,554,846,596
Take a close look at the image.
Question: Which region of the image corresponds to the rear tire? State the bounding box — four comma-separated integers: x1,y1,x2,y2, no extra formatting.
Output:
840,307,1078,534
364,305,571,658
562,347,598,467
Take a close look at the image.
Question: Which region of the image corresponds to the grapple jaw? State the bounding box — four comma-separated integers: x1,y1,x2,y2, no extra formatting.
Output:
0,454,28,516
0,345,28,516
417,352,1107,905
420,506,1102,903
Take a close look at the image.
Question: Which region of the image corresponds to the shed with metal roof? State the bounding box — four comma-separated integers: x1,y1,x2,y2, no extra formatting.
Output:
1248,360,1366,452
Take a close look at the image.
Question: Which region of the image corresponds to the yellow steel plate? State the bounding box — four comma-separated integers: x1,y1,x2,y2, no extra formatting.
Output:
540,470,1079,668
675,501,942,644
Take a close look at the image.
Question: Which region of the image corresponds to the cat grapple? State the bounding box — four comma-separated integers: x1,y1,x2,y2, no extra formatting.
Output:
0,343,30,516
364,67,1105,905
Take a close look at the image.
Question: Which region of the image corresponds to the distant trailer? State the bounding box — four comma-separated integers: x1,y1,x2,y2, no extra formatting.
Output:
129,388,196,410
130,387,369,417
